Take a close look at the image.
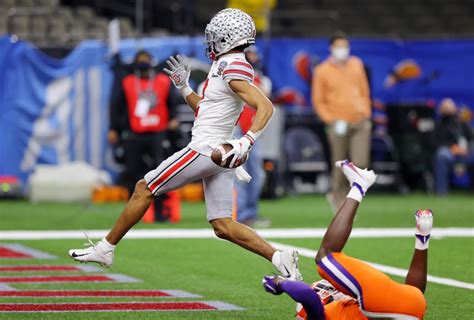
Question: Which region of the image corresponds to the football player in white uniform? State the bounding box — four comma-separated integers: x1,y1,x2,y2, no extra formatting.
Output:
68,8,302,281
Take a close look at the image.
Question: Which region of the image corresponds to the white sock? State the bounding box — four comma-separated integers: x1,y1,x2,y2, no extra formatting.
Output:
347,185,363,203
415,234,430,250
271,251,282,268
99,238,116,251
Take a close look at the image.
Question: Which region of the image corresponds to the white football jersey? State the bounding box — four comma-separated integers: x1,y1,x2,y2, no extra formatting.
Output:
188,52,254,156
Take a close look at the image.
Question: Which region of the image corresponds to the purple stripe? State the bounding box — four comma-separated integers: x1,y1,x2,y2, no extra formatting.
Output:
318,259,357,298
341,160,350,167
352,182,365,196
327,254,365,309
416,234,430,244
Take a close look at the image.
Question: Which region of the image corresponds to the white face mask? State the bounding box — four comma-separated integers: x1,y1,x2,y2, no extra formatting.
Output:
331,47,350,61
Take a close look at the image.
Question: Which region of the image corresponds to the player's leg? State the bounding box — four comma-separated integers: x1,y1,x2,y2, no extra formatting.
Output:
348,120,371,170
205,171,302,280
315,160,376,263
316,198,359,262
68,147,200,266
211,217,274,259
105,179,153,244
327,125,350,212
405,209,433,293
206,170,274,259
120,134,143,198
106,147,199,244
314,164,427,318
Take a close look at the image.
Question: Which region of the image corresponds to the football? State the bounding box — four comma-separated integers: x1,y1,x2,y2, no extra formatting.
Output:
211,143,248,168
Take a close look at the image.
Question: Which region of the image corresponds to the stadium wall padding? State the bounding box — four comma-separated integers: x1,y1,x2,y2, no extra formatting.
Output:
0,35,473,183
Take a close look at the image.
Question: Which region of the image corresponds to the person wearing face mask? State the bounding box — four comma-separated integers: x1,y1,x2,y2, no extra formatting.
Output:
109,50,179,221
312,32,372,213
433,98,474,195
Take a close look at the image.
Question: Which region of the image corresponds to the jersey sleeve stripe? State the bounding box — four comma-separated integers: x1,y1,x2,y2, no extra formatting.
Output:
223,69,253,79
227,64,253,74
230,61,252,69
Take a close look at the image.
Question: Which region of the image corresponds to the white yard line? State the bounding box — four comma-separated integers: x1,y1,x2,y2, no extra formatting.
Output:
0,228,472,240
269,241,474,291
0,228,471,290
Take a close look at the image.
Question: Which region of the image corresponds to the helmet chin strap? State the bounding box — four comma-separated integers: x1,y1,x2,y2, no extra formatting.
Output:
207,43,217,61
210,51,216,61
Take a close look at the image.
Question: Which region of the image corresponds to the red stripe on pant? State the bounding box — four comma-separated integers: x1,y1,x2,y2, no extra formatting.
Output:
149,150,198,193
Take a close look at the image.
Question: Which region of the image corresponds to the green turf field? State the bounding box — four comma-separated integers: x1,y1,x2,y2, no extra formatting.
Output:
0,194,472,319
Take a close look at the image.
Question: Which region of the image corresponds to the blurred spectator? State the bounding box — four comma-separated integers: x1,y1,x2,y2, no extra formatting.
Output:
109,50,179,220
372,99,388,137
236,45,272,227
433,98,474,195
311,32,371,213
227,0,276,32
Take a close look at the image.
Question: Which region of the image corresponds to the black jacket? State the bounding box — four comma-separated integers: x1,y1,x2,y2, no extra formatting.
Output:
109,55,179,136
436,115,473,148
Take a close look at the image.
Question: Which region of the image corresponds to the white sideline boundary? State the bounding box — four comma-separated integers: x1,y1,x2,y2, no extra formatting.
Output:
269,241,474,291
0,228,472,240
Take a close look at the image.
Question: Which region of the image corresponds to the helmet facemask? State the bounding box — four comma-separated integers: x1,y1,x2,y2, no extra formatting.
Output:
205,24,232,60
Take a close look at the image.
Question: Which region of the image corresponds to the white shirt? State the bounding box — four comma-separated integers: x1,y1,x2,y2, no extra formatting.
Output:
188,52,254,156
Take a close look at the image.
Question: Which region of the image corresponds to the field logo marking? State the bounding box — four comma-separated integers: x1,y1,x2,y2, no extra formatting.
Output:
0,301,245,312
0,265,101,273
0,290,201,298
0,274,141,284
0,244,57,259
0,244,241,314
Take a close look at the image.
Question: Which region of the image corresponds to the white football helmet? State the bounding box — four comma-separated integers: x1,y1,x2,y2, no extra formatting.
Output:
311,280,352,305
205,8,256,60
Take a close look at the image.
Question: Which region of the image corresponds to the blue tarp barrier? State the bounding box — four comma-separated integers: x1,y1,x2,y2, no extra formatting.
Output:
0,35,473,184
265,38,474,107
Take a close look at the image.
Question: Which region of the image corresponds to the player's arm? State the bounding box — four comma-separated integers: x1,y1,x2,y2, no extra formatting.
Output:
263,276,325,320
163,55,199,112
223,79,274,160
229,79,274,142
182,91,200,113
280,281,325,320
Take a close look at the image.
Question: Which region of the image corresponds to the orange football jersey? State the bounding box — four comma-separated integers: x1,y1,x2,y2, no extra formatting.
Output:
324,299,367,320
296,299,367,320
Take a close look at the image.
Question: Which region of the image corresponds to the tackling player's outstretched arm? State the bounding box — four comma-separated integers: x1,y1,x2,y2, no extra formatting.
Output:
229,79,274,137
263,276,325,320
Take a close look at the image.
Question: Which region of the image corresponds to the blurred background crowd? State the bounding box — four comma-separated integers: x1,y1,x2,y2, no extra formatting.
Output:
0,0,473,225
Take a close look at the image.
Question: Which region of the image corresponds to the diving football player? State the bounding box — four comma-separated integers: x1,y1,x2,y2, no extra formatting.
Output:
263,160,431,319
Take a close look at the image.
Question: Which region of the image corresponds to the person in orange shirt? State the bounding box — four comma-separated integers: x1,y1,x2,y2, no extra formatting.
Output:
312,32,372,213
263,160,431,320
